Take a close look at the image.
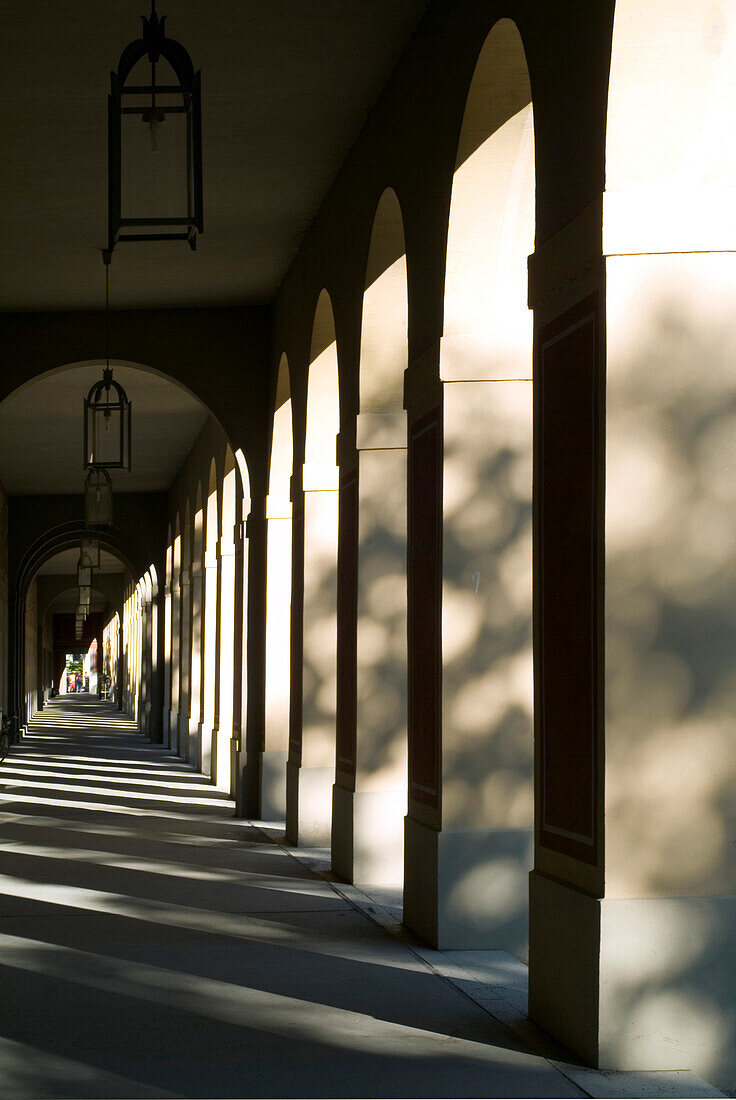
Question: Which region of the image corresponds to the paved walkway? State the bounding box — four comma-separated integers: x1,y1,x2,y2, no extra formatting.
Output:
0,699,724,1098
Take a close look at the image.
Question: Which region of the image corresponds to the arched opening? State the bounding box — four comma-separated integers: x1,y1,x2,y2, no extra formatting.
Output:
0,360,247,765
122,578,144,721
169,514,182,750
231,447,251,809
213,445,238,793
40,553,131,702
139,569,154,733
405,18,534,952
262,355,293,818
163,524,174,740
332,188,409,886
201,458,220,779
286,290,340,845
188,483,205,768
12,523,148,728
178,499,192,761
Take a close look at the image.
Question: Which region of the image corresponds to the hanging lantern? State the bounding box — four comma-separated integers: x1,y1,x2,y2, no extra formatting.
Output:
76,604,88,621
106,2,203,258
85,469,113,526
77,557,93,587
78,585,91,609
84,368,131,470
80,534,101,571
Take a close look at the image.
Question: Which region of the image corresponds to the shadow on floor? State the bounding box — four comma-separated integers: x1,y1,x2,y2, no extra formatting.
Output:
0,700,589,1098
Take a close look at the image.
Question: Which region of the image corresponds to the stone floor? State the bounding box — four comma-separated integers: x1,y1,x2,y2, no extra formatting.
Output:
0,697,725,1099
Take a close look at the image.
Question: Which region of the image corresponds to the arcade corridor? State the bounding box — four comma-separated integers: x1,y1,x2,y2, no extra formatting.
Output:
2,0,736,1092
0,699,720,1099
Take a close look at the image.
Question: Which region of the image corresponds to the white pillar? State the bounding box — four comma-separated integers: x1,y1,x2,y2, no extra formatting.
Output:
262,492,292,818
286,460,338,845
403,338,533,953
332,412,408,885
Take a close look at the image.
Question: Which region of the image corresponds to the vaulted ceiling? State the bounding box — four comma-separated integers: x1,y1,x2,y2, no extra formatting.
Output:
0,363,207,494
0,0,429,313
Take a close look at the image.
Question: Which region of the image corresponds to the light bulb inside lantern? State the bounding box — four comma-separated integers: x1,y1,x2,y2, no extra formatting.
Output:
142,107,165,153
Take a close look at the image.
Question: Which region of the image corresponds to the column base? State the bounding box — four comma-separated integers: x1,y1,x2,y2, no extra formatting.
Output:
200,723,213,778
261,750,288,820
188,719,202,770
213,727,231,791
332,784,405,885
403,816,532,952
285,760,333,846
168,709,180,754
530,870,736,1089
177,711,190,762
230,737,244,804
242,750,261,818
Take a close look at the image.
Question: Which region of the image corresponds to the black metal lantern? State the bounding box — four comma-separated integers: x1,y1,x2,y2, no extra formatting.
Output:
80,534,101,571
84,368,131,471
106,2,203,258
77,557,93,587
85,469,114,526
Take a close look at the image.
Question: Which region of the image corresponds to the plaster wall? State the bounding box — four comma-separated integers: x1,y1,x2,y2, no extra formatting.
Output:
268,0,613,413
263,0,735,1084
267,0,612,871
168,416,232,524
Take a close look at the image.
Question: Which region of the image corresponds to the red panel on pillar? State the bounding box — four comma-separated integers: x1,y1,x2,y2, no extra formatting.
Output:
408,405,442,809
537,293,603,866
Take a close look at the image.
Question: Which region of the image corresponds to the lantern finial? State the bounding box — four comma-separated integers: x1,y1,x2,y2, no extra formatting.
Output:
141,5,166,63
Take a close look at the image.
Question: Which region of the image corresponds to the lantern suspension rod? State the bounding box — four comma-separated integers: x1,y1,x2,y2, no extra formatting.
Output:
105,262,110,371
150,0,158,110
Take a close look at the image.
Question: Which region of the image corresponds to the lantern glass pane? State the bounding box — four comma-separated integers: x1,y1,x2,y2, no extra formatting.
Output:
86,403,130,469
79,585,91,605
121,101,189,221
77,564,92,587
